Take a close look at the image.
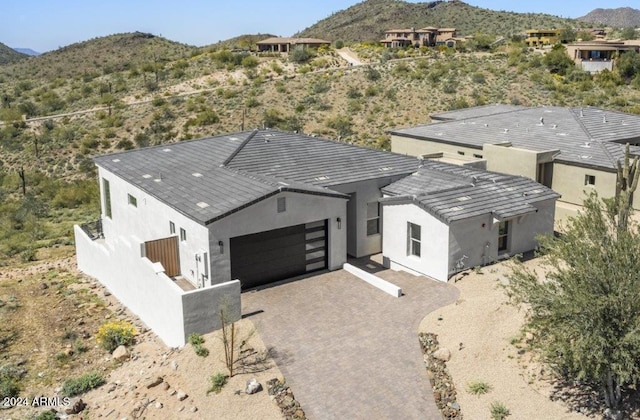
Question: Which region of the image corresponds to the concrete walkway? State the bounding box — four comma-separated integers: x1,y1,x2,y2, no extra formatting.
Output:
242,256,459,419
336,48,364,66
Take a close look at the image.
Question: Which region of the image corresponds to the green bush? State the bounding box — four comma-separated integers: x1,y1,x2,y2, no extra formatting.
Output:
194,344,209,357
35,411,57,420
490,401,510,419
207,373,227,394
188,333,204,346
467,380,492,394
0,376,19,398
96,320,136,353
62,371,105,397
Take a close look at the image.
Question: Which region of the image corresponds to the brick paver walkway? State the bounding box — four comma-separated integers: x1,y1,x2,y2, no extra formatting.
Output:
242,257,459,419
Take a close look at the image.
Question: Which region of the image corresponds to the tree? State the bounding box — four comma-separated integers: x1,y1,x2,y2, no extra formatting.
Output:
620,28,638,41
505,147,640,415
559,28,576,44
543,44,574,75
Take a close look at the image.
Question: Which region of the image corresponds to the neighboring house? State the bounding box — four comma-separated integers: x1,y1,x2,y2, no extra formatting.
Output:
525,29,562,48
565,40,640,73
380,27,457,48
75,129,557,345
256,37,330,53
390,105,640,224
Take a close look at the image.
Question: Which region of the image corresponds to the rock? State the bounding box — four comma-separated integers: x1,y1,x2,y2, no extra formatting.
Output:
604,409,624,420
107,383,117,393
177,406,184,412
525,332,534,341
162,382,170,391
112,345,130,361
146,377,164,389
104,290,111,296
245,379,262,395
177,390,188,401
433,348,451,362
155,402,163,409
190,406,198,413
170,361,178,371
65,398,87,415
40,282,49,289
450,401,461,410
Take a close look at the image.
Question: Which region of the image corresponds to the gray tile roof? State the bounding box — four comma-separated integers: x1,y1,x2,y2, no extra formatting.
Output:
390,106,640,170
382,160,560,223
95,130,420,225
430,104,529,121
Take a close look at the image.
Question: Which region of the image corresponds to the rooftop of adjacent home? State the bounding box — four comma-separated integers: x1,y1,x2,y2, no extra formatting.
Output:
390,106,640,170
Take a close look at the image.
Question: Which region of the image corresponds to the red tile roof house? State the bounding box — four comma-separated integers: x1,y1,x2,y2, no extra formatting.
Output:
75,129,558,345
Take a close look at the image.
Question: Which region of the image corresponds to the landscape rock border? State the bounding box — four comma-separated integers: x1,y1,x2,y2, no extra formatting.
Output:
267,378,306,419
419,332,462,419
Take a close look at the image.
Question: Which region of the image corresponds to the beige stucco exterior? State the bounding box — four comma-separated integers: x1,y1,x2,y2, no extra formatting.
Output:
391,134,481,158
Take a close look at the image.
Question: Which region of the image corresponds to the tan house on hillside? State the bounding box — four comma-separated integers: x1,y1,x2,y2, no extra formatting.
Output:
381,27,457,48
389,105,640,224
565,40,640,73
525,29,562,48
256,37,331,53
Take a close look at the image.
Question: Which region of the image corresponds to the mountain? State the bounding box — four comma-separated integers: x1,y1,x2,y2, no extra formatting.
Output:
0,41,27,65
13,47,40,56
296,0,582,42
2,32,197,79
578,7,640,28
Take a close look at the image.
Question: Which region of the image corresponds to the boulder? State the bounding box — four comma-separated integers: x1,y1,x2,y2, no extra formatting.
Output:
146,377,164,389
177,390,188,401
433,348,451,362
245,378,263,395
112,345,130,361
65,399,86,415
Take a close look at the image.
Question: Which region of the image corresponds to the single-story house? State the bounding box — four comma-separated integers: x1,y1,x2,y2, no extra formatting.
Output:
256,37,331,53
390,105,640,224
75,129,557,345
380,27,457,48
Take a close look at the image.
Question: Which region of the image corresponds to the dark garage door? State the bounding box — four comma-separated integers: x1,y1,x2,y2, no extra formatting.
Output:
230,220,327,289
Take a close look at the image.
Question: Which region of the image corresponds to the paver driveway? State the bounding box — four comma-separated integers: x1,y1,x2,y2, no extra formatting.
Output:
242,257,459,419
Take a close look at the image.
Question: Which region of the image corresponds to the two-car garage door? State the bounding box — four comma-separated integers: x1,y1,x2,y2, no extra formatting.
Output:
230,220,328,290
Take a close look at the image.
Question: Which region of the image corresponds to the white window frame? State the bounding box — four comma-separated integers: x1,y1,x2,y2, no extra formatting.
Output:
180,228,187,242
366,202,380,236
408,222,421,257
169,221,175,235
584,174,596,186
127,193,137,207
277,197,286,213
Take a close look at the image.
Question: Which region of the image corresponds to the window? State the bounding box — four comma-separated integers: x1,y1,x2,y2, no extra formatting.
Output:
408,222,421,257
277,197,286,213
585,174,596,186
473,154,483,159
180,228,187,242
498,221,510,252
102,178,112,218
127,194,137,207
366,202,380,236
169,221,175,234
457,151,465,156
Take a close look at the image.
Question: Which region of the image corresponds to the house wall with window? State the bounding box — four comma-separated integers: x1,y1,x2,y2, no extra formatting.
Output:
391,135,480,158
381,202,450,281
98,167,209,287
551,163,617,207
207,190,347,285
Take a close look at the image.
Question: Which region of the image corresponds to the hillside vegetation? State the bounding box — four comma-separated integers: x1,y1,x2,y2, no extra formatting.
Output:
579,7,640,28
0,42,27,65
297,0,584,42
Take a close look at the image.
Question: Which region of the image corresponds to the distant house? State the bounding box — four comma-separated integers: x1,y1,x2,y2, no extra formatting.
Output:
256,37,331,53
380,27,457,48
389,105,640,224
75,129,557,346
525,29,562,48
565,40,640,73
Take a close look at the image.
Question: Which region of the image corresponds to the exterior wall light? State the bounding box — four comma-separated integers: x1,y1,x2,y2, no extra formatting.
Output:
337,217,342,229
218,240,224,253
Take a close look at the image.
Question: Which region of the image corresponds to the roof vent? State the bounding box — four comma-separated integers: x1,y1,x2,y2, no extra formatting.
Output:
539,117,544,126
196,202,210,209
581,142,591,148
457,196,472,202
448,206,464,212
379,167,393,172
503,128,509,134
603,115,607,123
163,148,172,152
581,155,592,160
314,176,330,181
580,108,584,117
484,123,489,127
192,173,203,177
552,124,557,129
142,174,152,179
112,159,121,163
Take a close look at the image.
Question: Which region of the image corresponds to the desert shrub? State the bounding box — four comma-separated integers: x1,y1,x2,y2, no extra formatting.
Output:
151,97,166,107
334,40,344,49
207,373,227,394
35,411,57,420
289,46,311,63
0,376,19,398
194,345,209,357
96,320,136,352
467,380,492,394
188,333,204,346
365,67,381,81
490,401,510,419
62,371,105,397
241,56,259,69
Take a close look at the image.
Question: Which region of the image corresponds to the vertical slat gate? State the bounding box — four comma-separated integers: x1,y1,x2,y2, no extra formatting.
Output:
144,236,180,277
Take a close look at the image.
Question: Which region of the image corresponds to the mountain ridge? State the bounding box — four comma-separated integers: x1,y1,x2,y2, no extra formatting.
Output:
578,7,640,28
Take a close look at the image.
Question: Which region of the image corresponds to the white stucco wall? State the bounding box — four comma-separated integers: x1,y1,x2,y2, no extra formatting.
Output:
98,167,209,287
332,176,412,258
208,191,348,285
381,203,450,281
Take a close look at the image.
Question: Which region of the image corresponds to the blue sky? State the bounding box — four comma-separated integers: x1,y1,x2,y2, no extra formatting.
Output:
3,0,635,52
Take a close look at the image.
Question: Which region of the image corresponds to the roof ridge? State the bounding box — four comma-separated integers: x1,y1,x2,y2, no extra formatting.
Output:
569,107,620,167
221,129,259,167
